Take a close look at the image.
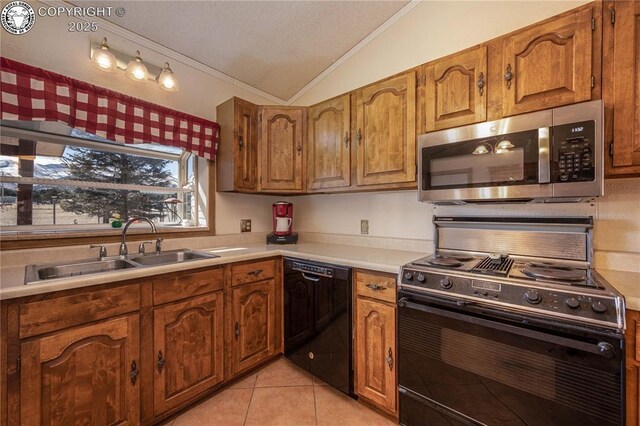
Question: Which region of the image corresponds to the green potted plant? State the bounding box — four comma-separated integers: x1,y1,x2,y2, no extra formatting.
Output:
110,213,123,228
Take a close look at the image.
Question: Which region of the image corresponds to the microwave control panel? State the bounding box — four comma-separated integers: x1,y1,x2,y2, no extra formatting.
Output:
552,120,596,183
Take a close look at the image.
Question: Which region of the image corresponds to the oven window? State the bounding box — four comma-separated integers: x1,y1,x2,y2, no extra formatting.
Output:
422,129,539,191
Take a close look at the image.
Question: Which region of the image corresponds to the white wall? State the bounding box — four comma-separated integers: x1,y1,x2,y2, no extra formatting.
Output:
0,1,281,235
289,0,640,272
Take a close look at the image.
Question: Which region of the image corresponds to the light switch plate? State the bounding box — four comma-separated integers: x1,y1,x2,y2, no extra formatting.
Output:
360,219,369,235
240,219,252,232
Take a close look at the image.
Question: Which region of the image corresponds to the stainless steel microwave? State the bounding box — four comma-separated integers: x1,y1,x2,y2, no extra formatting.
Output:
418,100,604,204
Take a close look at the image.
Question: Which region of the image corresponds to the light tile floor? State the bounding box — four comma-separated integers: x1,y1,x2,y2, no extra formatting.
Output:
170,357,397,426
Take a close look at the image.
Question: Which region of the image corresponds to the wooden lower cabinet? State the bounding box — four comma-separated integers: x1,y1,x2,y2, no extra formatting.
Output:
153,292,224,415
20,315,140,426
626,309,640,426
231,279,277,375
355,297,397,415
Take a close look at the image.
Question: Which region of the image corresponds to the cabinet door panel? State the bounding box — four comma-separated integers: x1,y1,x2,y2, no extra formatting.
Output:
425,46,487,131
153,292,223,415
355,298,396,414
20,315,140,426
235,99,258,190
356,72,416,186
501,7,593,116
307,95,351,190
604,0,640,175
260,108,305,191
232,280,276,374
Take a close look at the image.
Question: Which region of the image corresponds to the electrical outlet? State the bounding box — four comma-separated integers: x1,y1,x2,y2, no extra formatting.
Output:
360,219,369,235
240,219,252,232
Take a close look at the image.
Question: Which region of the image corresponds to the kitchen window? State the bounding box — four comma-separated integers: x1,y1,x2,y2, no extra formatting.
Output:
0,121,209,236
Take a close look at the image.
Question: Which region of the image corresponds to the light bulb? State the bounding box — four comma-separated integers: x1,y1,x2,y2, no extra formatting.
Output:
497,140,515,150
125,51,149,82
157,62,179,92
92,38,117,72
472,145,489,155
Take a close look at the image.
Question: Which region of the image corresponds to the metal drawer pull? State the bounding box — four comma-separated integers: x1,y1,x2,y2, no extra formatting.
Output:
247,269,263,276
343,131,349,148
157,351,165,373
130,360,139,385
366,283,386,291
356,129,363,145
386,348,393,370
238,135,244,150
234,321,240,339
477,72,485,96
504,63,513,89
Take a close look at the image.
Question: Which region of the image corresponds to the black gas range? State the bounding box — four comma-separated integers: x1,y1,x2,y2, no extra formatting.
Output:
397,216,625,426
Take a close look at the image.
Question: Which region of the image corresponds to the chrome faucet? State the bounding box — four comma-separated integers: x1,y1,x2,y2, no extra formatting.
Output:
119,217,157,257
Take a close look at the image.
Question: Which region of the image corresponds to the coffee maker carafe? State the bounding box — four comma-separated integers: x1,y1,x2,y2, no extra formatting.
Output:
267,201,298,244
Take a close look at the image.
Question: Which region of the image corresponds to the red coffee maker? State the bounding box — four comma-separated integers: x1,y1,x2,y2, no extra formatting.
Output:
267,201,298,244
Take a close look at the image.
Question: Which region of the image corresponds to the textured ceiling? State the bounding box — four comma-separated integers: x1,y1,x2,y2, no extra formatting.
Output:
76,1,408,100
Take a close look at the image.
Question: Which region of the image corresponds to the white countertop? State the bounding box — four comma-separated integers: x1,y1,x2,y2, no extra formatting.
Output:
597,268,640,312
0,242,427,300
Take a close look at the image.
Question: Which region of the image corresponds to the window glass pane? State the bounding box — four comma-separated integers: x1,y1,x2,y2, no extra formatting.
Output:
0,184,188,227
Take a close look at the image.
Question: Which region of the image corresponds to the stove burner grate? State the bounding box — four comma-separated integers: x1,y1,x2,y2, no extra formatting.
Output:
472,256,514,276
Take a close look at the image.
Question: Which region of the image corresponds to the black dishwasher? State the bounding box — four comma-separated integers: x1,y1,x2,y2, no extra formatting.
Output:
284,258,353,396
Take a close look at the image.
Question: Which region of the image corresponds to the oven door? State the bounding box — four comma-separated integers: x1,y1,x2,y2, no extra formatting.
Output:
398,292,624,426
418,111,553,203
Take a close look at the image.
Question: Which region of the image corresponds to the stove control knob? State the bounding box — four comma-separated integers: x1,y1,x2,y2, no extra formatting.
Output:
439,278,453,289
417,273,426,283
591,301,607,314
524,290,542,304
565,298,580,309
403,272,413,281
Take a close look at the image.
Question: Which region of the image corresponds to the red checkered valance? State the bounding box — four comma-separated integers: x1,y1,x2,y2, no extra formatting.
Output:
0,57,219,160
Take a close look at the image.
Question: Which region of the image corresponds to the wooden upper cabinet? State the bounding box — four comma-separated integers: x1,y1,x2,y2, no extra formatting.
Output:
216,97,259,192
307,95,351,190
231,279,277,375
355,72,416,186
355,297,396,415
424,46,487,131
500,7,593,117
20,315,140,426
259,107,305,192
153,292,224,416
604,0,640,177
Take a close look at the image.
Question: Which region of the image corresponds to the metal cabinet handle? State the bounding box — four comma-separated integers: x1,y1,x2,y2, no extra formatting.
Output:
343,131,349,148
366,283,386,291
130,360,139,385
247,269,263,276
504,64,513,89
234,321,240,339
238,135,244,150
157,351,165,373
477,72,485,96
356,129,362,145
297,144,302,153
386,348,393,370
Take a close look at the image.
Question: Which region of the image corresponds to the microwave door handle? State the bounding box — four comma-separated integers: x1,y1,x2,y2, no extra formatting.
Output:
538,127,551,184
398,297,616,359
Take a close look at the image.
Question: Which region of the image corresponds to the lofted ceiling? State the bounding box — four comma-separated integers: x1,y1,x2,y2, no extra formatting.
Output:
75,1,409,101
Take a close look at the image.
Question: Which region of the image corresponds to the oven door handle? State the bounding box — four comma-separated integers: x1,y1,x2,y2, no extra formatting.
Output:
398,297,617,359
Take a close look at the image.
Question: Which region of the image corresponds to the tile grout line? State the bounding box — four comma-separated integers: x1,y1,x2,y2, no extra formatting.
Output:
313,383,319,426
242,375,258,426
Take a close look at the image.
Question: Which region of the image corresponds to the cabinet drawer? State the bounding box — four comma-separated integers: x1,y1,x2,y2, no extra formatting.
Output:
355,270,397,303
231,259,276,287
153,268,224,305
20,284,140,338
